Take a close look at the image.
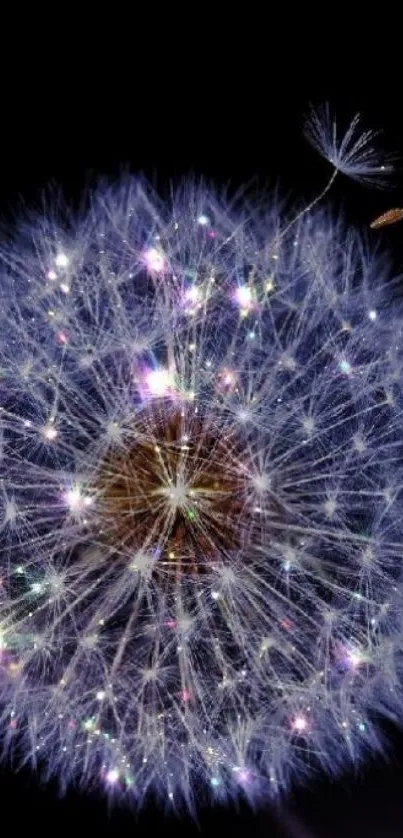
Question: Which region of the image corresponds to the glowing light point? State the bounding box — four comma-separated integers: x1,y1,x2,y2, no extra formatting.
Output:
184,285,201,306
223,370,236,386
43,423,58,441
346,647,365,668
65,487,93,515
106,768,119,784
96,690,106,701
143,247,166,273
210,776,221,787
145,367,175,397
234,285,253,310
292,715,308,733
47,270,57,281
234,767,251,784
216,367,238,394
197,214,210,226
339,359,352,375
368,309,377,321
55,252,69,268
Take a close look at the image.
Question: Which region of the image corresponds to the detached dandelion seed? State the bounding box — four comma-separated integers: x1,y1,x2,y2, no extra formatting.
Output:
304,103,395,185
370,208,403,229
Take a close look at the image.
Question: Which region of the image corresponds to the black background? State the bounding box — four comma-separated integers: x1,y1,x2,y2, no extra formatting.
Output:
1,25,403,836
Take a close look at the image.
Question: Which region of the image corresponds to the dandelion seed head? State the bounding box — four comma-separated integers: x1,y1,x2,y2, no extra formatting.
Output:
0,170,403,812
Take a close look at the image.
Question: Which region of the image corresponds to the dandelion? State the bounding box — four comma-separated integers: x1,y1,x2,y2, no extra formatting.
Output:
0,120,402,812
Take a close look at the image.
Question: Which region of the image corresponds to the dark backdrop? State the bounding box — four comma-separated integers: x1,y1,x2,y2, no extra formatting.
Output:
1,33,403,837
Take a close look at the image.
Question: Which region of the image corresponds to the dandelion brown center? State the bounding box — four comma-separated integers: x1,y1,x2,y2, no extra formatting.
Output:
95,404,249,574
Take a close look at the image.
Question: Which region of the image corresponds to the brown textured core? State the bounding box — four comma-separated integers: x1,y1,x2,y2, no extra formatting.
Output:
94,403,249,576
